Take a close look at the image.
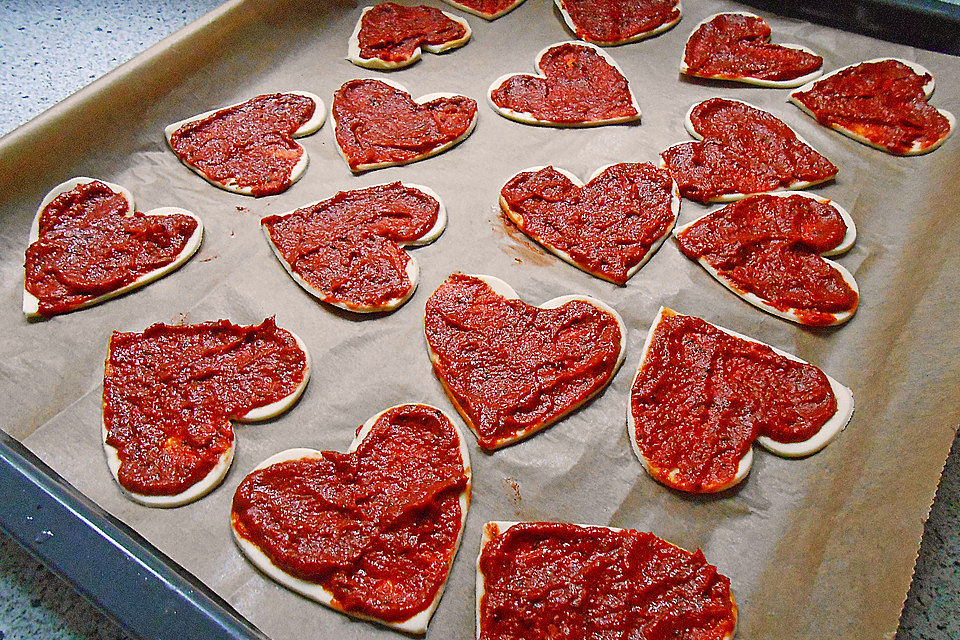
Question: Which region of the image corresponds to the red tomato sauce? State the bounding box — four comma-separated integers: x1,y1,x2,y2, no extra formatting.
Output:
358,3,466,62
489,43,638,124
424,273,622,449
631,311,837,492
169,93,315,196
500,163,675,284
231,404,468,623
24,180,198,317
103,318,307,496
559,0,680,44
478,521,737,640
676,194,857,325
791,59,951,154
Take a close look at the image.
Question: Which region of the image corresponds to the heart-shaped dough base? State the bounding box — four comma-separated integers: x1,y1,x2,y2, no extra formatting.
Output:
555,0,682,46
347,4,471,70
440,0,526,20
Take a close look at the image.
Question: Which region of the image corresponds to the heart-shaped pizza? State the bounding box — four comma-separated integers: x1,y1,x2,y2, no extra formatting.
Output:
629,308,854,493
675,191,859,326
347,3,471,70
262,181,446,313
23,177,202,318
440,0,525,20
102,318,310,507
166,91,325,197
477,521,737,640
424,273,626,450
231,403,470,634
555,0,681,46
488,41,640,127
790,58,955,155
332,78,478,172
661,97,838,203
681,12,823,88
499,163,679,284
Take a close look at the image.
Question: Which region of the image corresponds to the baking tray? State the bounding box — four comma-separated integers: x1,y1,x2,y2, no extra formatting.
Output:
1,1,958,639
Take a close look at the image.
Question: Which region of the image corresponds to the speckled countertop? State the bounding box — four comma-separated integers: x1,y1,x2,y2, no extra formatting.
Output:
0,2,957,639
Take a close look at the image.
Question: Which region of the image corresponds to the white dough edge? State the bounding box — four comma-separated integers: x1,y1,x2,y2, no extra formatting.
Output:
678,11,823,89
163,91,326,195
346,6,472,70
440,0,526,20
102,329,311,508
261,182,447,313
475,520,737,640
499,164,680,284
425,273,627,450
626,307,855,492
554,0,682,46
332,77,478,173
672,190,858,326
230,403,472,635
487,41,642,127
788,57,955,155
23,177,204,319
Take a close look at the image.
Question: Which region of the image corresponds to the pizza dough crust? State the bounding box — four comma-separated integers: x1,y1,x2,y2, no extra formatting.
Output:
440,0,526,20
346,5,472,70
554,0,682,46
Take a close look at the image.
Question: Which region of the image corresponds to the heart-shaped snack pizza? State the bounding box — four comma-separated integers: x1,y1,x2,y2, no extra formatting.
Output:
424,273,626,450
165,91,325,196
661,97,837,204
102,318,310,507
332,78,478,172
23,178,202,319
231,404,470,634
675,192,858,326
440,0,525,20
262,182,446,313
629,308,854,493
681,12,823,88
790,58,955,155
555,0,681,46
499,163,679,284
477,521,737,640
347,3,471,70
488,42,640,127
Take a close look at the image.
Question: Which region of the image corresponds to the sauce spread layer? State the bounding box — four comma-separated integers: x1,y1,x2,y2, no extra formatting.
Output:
24,180,198,317
478,522,736,640
676,194,857,325
559,0,680,44
424,274,622,449
103,318,307,496
631,311,837,492
500,163,675,284
262,182,440,309
662,98,837,202
684,13,822,81
169,93,316,197
490,43,638,124
445,0,518,18
791,59,951,154
232,404,468,623
358,3,466,63
333,79,477,170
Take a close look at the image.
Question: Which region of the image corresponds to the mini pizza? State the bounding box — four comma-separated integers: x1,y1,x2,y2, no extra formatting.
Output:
347,3,471,70
681,12,823,88
661,97,837,203
102,318,310,507
555,0,681,46
440,0,525,20
629,308,854,493
499,163,679,284
332,78,478,172
488,42,640,127
790,58,955,155
477,521,737,640
23,177,202,319
262,182,446,313
231,404,470,634
165,91,325,196
424,273,626,450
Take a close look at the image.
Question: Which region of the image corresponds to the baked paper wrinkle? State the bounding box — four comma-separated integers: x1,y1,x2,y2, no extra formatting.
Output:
1,0,958,639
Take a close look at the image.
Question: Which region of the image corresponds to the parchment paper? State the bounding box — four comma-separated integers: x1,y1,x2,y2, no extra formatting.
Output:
1,1,958,638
